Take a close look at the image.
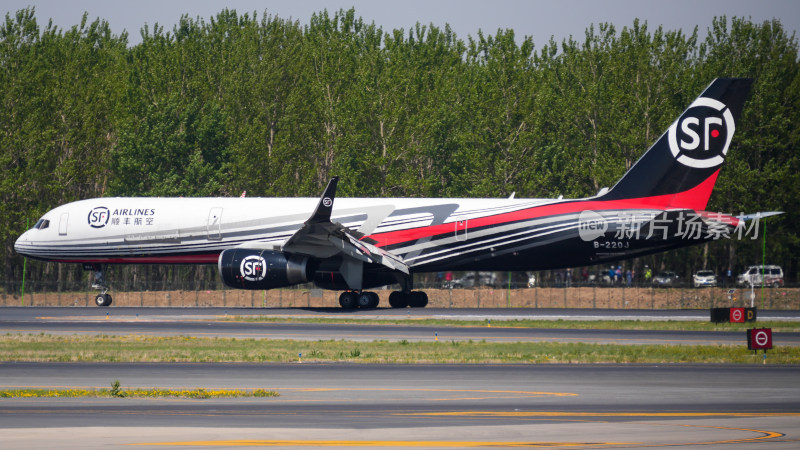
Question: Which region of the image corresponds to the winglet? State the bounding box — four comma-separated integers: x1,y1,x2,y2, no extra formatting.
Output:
306,177,339,224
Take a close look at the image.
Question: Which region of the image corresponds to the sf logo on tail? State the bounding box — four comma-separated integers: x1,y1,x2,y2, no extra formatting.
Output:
668,97,735,169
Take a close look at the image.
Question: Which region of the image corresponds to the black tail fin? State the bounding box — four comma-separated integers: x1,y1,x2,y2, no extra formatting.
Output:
601,78,753,210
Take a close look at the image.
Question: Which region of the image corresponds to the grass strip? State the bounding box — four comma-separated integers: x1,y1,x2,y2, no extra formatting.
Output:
1,333,798,364
0,385,278,399
224,317,800,333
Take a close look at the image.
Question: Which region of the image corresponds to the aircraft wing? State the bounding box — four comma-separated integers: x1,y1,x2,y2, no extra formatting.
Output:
281,177,408,289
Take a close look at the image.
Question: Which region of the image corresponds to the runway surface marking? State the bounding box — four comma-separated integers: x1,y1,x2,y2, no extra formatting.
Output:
656,423,785,446
276,387,578,403
287,388,577,396
129,423,785,448
402,411,800,418
129,439,634,447
393,413,792,447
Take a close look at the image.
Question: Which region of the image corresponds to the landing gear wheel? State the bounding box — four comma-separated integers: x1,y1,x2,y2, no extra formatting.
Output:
367,292,380,308
388,291,408,308
88,264,112,307
95,293,112,307
408,291,428,308
339,291,358,309
357,292,378,309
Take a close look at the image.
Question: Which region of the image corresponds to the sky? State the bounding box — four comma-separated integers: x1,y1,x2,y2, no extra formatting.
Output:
3,0,800,48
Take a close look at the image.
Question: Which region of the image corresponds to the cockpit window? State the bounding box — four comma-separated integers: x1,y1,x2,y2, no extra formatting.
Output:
33,219,50,230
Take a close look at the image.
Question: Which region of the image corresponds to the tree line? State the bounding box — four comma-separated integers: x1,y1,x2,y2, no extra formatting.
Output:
1,7,798,292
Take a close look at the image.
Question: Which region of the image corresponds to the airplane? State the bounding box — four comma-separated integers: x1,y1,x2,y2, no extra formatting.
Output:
15,78,760,308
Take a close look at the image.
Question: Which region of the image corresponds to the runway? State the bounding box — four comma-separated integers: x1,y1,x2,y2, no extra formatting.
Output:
2,307,800,448
1,306,799,346
4,305,800,321
1,363,799,448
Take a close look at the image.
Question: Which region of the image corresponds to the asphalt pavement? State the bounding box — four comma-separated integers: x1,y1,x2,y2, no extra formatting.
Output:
2,306,799,448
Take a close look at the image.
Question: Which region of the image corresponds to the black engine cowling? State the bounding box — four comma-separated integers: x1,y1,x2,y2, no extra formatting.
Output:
218,248,310,290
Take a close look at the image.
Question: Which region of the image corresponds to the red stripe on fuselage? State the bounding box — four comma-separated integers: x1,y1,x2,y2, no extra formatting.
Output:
369,171,721,247
52,253,221,264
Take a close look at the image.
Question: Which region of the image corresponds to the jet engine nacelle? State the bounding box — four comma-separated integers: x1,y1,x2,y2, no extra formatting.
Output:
218,248,310,290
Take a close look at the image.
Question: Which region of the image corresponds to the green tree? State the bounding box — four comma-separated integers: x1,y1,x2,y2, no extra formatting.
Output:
1,8,798,286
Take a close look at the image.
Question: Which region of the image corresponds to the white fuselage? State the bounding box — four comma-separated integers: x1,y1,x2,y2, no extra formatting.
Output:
15,196,557,267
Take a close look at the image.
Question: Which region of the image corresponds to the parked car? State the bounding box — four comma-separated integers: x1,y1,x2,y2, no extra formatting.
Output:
693,270,717,288
652,271,679,287
449,272,498,288
737,265,784,287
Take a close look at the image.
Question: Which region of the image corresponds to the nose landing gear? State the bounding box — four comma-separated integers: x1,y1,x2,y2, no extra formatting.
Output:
94,291,113,307
85,264,113,307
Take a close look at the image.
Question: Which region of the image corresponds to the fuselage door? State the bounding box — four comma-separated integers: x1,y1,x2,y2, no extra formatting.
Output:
455,217,468,241
207,207,223,240
59,212,69,236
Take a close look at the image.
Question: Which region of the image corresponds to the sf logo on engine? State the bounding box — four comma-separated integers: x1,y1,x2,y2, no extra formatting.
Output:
668,97,735,169
87,207,110,228
240,255,267,281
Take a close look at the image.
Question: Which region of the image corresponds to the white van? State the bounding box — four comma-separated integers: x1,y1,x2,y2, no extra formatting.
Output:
737,265,784,287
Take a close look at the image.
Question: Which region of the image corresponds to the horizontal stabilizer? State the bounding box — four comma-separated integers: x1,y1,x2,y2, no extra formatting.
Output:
737,211,784,221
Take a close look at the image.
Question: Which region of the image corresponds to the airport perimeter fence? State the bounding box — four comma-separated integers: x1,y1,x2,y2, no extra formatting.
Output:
2,279,799,310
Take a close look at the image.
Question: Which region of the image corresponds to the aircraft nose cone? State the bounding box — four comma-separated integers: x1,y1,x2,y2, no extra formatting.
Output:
14,231,30,255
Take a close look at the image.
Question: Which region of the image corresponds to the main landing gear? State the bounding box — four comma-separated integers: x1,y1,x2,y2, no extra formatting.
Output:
338,291,379,309
86,264,113,307
389,273,428,308
388,291,428,308
338,274,428,309
337,290,428,309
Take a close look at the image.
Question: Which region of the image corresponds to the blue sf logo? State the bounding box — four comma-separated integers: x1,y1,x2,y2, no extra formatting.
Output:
87,207,110,228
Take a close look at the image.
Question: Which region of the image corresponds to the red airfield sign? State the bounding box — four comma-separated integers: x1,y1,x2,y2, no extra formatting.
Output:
747,328,773,350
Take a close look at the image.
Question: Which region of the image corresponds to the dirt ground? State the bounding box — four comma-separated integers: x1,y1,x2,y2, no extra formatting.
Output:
5,286,799,310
